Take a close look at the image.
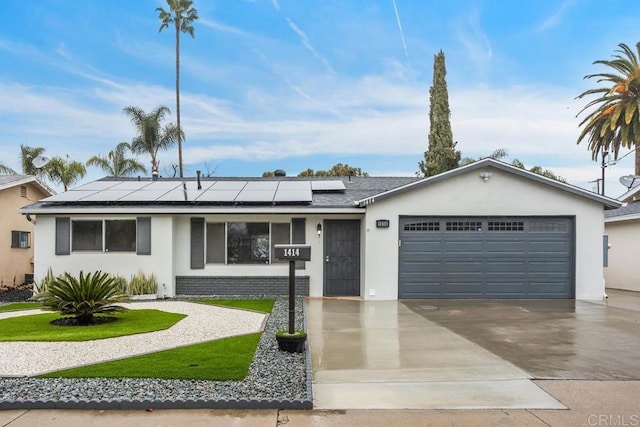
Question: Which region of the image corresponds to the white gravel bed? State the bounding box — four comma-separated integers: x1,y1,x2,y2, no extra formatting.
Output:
0,301,266,377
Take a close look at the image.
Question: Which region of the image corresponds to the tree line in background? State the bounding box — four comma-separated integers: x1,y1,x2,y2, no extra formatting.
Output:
263,163,369,178
0,104,181,190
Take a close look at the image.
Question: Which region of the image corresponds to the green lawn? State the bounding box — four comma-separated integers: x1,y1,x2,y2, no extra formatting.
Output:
195,298,275,313
0,309,186,341
0,302,42,312
39,333,262,380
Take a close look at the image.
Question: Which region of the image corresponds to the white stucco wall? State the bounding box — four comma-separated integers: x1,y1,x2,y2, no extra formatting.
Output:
172,213,363,297
34,215,174,296
604,219,640,292
362,167,607,301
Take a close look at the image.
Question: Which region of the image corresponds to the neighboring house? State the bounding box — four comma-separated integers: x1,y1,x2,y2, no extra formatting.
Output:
0,175,54,288
20,159,620,301
604,184,640,292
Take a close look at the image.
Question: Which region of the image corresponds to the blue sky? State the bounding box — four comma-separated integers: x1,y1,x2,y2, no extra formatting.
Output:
0,0,639,196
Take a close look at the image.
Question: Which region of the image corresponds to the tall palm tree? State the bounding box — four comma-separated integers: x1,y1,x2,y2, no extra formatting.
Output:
157,0,198,178
576,42,640,175
0,145,47,175
20,144,47,176
0,162,15,175
47,156,87,191
87,142,147,177
123,105,182,176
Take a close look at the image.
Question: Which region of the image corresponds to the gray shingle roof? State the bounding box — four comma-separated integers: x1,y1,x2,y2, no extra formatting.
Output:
605,201,640,219
22,176,421,211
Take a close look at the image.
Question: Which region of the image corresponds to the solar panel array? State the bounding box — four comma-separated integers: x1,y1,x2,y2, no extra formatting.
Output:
44,179,346,204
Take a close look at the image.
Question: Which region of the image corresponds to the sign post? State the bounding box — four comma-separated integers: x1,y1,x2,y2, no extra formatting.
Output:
274,244,311,334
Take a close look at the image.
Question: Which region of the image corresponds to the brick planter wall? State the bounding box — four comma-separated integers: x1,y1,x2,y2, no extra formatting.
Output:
175,276,310,296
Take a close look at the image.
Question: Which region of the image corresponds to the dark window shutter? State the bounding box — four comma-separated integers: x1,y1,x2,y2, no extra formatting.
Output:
191,217,205,269
292,218,306,269
55,217,70,255
137,217,151,255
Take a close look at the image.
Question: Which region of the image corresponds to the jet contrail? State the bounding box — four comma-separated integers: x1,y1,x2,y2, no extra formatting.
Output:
392,0,412,69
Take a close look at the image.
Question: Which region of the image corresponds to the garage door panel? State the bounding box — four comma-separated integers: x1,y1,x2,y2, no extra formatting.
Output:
528,260,570,273
403,240,441,253
529,241,570,254
444,260,483,273
485,282,527,294
399,216,574,299
442,241,483,253
485,241,527,253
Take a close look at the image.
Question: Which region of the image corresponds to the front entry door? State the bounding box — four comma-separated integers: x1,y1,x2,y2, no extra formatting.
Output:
323,220,361,296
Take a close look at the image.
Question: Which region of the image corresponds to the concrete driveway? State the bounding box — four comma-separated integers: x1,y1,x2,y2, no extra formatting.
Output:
403,289,640,380
306,290,640,410
305,298,564,410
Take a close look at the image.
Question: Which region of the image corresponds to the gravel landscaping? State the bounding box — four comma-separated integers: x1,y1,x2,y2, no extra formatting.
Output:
0,296,310,409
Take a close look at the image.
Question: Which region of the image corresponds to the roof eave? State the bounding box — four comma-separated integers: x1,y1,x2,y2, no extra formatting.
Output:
356,159,622,209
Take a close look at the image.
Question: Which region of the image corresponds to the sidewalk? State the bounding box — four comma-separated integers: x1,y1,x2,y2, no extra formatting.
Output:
2,380,639,426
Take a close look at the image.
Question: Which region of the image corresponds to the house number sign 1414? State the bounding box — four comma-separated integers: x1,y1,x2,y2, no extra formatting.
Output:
274,244,311,261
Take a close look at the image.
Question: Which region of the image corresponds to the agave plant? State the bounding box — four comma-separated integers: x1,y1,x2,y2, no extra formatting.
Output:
34,271,131,325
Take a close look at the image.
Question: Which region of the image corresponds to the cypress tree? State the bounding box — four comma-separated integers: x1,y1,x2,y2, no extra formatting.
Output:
418,50,460,176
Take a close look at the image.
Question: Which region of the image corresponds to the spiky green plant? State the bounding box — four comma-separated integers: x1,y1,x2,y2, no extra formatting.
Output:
33,268,58,294
34,271,131,325
109,274,129,295
128,270,158,295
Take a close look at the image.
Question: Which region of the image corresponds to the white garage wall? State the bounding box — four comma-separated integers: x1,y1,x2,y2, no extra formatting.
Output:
604,219,640,292
363,167,606,301
34,215,175,297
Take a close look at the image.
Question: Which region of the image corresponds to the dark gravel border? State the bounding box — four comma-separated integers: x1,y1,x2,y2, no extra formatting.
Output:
0,296,312,410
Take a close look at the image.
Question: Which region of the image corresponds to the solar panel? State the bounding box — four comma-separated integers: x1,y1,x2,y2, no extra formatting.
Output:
195,189,240,202
73,181,120,191
277,181,311,190
44,191,96,202
273,189,313,202
244,181,278,191
234,189,277,202
211,181,247,190
311,180,346,191
156,189,209,202
143,181,183,190
184,181,216,191
109,181,152,191
80,190,133,202
118,190,171,202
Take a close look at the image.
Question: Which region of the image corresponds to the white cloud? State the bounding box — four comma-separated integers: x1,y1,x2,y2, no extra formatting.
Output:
536,0,576,33
285,17,335,75
455,7,493,67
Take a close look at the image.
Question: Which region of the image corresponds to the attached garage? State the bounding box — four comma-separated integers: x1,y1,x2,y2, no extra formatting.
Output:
360,159,621,301
398,216,574,298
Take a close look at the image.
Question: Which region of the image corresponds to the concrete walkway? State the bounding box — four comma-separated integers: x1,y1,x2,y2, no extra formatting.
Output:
305,299,563,410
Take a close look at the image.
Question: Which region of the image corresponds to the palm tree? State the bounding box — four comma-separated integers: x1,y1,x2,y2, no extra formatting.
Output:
20,144,47,176
47,156,87,191
576,42,640,175
123,105,182,176
0,162,15,174
157,0,198,178
0,145,47,175
87,142,147,177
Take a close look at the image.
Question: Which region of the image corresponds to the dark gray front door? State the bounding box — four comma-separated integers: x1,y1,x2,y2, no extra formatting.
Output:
399,216,574,299
324,220,361,296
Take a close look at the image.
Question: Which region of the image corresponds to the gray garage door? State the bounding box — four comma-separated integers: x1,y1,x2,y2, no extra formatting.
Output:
399,217,574,299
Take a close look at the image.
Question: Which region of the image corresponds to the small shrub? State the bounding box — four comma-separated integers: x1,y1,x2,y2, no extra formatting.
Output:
110,274,129,294
34,270,131,325
128,270,158,295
